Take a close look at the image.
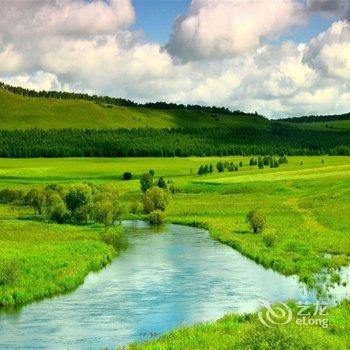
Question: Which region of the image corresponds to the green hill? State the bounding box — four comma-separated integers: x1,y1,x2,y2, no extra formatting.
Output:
0,88,268,130
278,112,350,131
284,119,350,131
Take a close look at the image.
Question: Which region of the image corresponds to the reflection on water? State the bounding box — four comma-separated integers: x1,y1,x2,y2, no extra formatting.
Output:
0,221,337,349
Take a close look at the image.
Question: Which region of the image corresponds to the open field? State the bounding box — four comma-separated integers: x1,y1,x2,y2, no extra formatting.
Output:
0,216,115,307
0,155,349,285
0,156,349,348
0,88,268,130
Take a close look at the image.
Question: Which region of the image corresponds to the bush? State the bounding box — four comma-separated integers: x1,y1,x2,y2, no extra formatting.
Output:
71,205,90,225
262,233,278,247
45,193,69,223
101,226,124,248
92,199,122,229
157,176,167,189
140,173,154,192
130,200,140,214
148,210,165,225
246,210,266,234
65,184,92,212
216,162,224,173
122,172,132,180
0,260,19,286
142,186,169,214
0,188,24,204
24,188,46,214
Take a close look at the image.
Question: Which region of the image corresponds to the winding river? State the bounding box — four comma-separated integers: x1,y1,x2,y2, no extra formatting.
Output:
1,221,346,349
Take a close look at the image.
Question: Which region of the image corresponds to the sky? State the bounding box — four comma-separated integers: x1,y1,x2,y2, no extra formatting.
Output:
0,0,349,118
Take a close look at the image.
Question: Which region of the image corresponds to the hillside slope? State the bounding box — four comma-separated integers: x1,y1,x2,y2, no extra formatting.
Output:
285,119,350,131
0,88,268,130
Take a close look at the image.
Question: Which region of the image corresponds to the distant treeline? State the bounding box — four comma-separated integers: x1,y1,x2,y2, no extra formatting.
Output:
0,82,264,118
0,124,349,158
278,112,350,123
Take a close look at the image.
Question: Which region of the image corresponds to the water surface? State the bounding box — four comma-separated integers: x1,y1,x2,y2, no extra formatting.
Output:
0,221,318,349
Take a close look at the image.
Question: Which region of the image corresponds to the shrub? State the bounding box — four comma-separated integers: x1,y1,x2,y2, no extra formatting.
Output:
0,260,19,286
140,173,154,192
0,189,24,204
149,169,155,176
157,176,167,189
101,227,124,249
122,172,132,180
216,162,224,173
246,210,266,234
45,193,69,223
65,184,92,212
142,186,169,214
262,233,278,247
72,205,90,225
92,199,122,229
148,210,165,225
24,188,46,214
130,200,140,214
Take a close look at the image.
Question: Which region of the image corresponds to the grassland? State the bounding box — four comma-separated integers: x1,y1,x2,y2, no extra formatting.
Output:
0,88,268,130
0,156,349,348
123,300,350,350
284,119,350,131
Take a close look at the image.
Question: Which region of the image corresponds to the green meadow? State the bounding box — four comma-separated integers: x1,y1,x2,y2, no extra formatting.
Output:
0,155,349,348
0,88,268,130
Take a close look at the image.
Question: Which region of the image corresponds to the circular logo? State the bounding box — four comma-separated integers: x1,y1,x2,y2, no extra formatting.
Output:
258,300,293,328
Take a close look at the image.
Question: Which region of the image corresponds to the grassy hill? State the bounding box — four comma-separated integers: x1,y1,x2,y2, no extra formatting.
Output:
284,119,350,131
0,88,268,130
278,112,350,131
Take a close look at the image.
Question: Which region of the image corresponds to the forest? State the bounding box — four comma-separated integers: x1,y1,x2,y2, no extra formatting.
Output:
279,112,350,123
0,123,349,158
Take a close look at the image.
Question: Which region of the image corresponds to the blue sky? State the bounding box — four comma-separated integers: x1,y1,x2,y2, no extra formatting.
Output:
132,1,336,45
132,0,190,44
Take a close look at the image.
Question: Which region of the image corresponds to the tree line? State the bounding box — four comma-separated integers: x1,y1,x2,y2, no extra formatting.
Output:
0,82,263,118
278,112,350,123
0,124,349,158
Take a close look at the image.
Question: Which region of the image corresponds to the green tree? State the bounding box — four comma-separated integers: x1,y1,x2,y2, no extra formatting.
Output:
142,186,169,214
198,165,204,175
216,162,224,173
24,189,46,215
45,193,69,223
157,176,167,189
148,210,165,225
246,210,266,234
140,173,154,192
65,184,92,212
92,199,122,229
122,172,132,180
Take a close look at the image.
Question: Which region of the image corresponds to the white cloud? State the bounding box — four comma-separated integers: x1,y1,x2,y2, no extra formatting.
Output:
0,0,349,118
166,0,306,61
1,0,135,39
304,20,350,80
